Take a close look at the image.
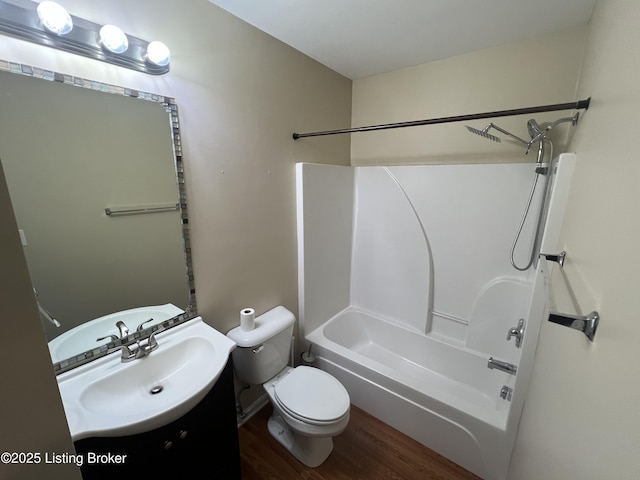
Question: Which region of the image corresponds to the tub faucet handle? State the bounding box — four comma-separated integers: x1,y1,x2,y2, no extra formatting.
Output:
506,319,525,348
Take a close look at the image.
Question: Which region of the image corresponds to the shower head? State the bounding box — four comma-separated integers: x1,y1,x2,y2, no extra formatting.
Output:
527,119,544,140
465,124,501,143
526,113,580,145
466,123,530,146
466,113,580,156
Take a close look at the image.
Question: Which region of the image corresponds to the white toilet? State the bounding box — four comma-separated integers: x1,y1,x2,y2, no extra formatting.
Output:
227,306,350,467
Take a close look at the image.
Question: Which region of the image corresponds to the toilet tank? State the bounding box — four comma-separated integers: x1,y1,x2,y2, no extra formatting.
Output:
226,306,295,385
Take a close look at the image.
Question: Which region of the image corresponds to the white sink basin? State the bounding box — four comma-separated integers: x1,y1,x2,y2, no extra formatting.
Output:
57,317,236,440
48,303,185,363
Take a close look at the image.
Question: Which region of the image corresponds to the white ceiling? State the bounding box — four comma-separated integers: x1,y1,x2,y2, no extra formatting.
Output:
208,0,597,79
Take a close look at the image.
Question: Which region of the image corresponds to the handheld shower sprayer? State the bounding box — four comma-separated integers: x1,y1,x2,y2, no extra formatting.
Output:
524,113,579,173
465,111,582,272
525,113,579,149
526,119,548,174
466,121,549,175
466,113,579,156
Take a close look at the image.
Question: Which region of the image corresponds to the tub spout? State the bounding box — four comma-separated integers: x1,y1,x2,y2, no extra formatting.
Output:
487,357,517,375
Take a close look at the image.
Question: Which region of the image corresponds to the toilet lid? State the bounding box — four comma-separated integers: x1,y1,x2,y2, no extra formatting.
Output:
274,366,350,423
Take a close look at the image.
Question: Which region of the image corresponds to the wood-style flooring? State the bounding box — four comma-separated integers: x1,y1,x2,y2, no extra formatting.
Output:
238,404,481,479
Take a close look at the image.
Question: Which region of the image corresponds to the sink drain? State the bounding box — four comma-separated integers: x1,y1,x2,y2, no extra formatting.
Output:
150,385,164,395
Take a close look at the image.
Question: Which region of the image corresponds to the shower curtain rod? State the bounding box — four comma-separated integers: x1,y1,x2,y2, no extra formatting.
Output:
292,97,591,140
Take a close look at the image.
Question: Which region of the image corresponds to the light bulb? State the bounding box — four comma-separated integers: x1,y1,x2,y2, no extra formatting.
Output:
37,1,73,36
145,41,171,67
99,25,128,54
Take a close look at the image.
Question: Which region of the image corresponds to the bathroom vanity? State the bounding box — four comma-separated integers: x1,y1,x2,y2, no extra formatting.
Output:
54,317,241,479
75,359,240,479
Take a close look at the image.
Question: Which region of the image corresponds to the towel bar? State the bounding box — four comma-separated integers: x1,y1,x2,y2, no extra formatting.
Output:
105,203,179,216
548,311,599,341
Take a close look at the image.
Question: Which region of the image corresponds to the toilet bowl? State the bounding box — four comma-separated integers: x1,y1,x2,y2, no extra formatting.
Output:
263,366,350,467
226,306,350,467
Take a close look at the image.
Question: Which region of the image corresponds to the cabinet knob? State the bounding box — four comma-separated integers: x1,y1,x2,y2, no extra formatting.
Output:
179,430,188,440
164,440,173,450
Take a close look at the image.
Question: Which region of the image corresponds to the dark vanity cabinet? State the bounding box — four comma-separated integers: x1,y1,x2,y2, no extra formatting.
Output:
75,359,241,479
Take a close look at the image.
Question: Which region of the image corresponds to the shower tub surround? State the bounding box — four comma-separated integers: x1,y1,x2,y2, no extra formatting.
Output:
296,157,575,479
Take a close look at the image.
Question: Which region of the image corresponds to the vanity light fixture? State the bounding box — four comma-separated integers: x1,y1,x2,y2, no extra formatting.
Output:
99,24,128,54
36,1,72,35
145,40,171,67
0,0,170,74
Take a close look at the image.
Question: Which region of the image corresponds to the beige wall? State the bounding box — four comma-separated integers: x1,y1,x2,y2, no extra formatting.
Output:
509,1,640,478
351,27,587,165
0,0,351,474
0,163,80,479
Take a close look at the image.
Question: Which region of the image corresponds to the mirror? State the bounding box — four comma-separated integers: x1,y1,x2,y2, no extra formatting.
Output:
0,62,195,372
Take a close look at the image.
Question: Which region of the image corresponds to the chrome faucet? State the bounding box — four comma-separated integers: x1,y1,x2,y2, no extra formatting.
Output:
107,343,137,362
135,332,159,358
100,319,159,363
105,332,159,362
507,319,525,348
116,320,130,339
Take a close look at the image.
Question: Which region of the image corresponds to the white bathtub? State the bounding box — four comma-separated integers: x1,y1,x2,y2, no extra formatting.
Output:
296,160,571,479
307,306,527,480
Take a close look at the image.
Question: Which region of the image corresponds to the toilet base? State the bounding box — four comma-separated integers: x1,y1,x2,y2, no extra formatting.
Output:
267,410,334,468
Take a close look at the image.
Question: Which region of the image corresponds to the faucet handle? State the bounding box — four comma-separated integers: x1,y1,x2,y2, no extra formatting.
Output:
147,332,158,348
96,334,119,343
506,319,525,348
135,332,159,358
106,343,137,362
137,317,155,332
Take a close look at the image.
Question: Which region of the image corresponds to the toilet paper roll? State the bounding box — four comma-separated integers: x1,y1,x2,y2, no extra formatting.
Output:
240,308,255,331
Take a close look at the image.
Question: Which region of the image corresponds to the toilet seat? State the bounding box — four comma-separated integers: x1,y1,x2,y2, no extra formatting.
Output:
273,366,350,426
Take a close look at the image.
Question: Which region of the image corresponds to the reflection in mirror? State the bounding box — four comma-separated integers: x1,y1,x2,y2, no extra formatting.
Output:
0,61,196,373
